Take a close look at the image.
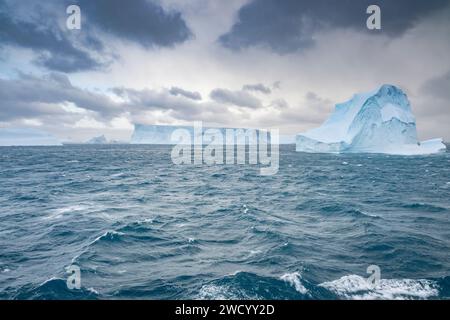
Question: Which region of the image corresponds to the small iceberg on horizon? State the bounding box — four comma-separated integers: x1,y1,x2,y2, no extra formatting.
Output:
86,135,108,145
296,85,446,155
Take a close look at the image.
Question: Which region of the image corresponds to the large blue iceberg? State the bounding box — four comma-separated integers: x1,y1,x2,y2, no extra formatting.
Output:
296,85,446,155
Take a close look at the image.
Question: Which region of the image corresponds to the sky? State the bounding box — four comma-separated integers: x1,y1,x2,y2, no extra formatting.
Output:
0,0,449,142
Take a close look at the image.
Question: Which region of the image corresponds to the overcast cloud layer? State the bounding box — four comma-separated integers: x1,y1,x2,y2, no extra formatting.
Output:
0,0,449,142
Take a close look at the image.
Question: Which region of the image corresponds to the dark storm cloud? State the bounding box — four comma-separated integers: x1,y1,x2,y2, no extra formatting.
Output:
415,70,450,137
219,0,450,53
75,0,192,48
242,83,271,94
169,86,202,100
0,0,192,72
210,88,263,109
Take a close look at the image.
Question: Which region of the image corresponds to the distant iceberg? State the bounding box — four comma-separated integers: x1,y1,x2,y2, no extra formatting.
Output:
0,128,61,146
86,135,108,144
296,85,446,155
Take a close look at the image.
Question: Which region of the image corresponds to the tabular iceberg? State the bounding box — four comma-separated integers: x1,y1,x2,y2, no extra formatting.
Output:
131,124,273,145
296,85,446,155
0,128,61,146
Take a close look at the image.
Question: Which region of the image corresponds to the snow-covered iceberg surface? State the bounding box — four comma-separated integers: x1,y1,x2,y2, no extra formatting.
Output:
296,85,446,155
131,124,276,145
0,128,61,146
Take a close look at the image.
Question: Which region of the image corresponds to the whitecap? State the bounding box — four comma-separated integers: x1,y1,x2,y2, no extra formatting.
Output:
71,230,124,264
196,284,239,300
87,287,99,295
359,211,379,218
247,249,262,257
43,205,89,220
111,172,125,178
87,230,125,247
38,276,62,287
280,272,309,295
319,274,439,300
54,205,88,215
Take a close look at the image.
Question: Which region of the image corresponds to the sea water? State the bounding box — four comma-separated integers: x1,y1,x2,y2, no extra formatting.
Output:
0,145,449,299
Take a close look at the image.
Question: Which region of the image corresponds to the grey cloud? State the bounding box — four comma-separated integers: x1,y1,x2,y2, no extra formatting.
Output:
113,86,240,124
113,87,202,116
413,71,450,140
219,0,450,53
420,70,450,101
0,73,121,121
270,99,289,109
277,91,333,125
210,88,262,109
242,83,271,94
304,91,332,110
169,86,202,100
415,114,450,141
273,81,281,90
0,73,235,128
112,87,233,122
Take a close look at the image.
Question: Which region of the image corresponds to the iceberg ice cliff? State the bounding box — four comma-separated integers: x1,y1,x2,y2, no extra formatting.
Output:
131,124,187,144
296,85,446,155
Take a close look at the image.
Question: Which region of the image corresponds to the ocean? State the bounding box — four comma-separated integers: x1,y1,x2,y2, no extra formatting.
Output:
0,144,449,300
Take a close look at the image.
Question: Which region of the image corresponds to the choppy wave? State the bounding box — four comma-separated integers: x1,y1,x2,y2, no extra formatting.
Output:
4,270,448,300
2,278,99,300
193,271,449,300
